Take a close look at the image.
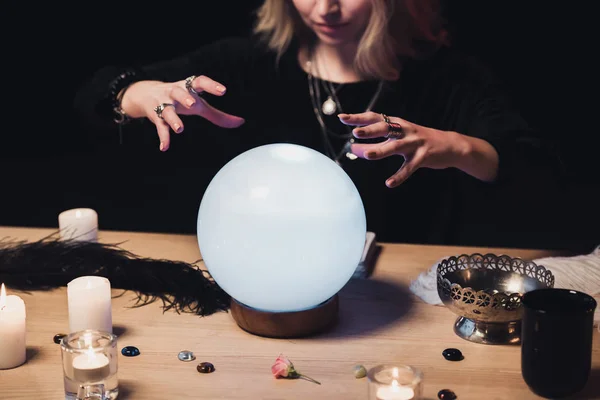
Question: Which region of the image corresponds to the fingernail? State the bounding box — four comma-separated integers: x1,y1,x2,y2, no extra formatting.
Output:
338,113,349,119
386,179,396,187
174,124,182,133
216,85,226,93
365,151,376,159
186,99,195,107
353,128,364,137
159,142,165,151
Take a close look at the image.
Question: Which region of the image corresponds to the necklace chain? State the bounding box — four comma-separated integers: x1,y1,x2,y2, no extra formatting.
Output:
306,54,384,165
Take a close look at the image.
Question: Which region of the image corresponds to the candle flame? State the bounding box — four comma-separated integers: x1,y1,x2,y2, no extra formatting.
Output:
392,379,399,388
0,283,6,310
86,346,97,361
83,333,93,347
392,367,399,378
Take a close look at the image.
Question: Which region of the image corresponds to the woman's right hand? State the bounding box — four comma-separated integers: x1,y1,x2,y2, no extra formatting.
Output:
120,75,245,151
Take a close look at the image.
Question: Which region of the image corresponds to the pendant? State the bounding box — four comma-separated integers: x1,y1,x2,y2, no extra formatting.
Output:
343,140,357,161
322,97,337,115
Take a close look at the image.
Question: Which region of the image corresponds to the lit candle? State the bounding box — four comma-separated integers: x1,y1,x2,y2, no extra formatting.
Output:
0,283,26,369
375,367,415,400
376,380,415,400
67,276,112,333
58,208,98,242
73,344,110,383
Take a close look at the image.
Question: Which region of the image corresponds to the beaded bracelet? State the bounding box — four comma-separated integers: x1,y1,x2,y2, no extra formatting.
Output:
107,68,144,125
106,68,146,144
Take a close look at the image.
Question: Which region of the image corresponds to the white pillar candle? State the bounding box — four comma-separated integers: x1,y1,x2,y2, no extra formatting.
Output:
67,277,112,333
58,208,98,242
376,381,415,400
73,347,110,383
0,283,26,369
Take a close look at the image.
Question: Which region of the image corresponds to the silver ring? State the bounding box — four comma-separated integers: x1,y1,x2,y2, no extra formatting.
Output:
185,75,200,95
382,113,404,139
154,103,175,120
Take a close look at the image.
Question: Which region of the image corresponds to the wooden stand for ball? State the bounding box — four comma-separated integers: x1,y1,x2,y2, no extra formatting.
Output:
230,295,339,338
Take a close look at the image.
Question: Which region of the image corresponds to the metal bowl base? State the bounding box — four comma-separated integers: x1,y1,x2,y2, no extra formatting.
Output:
454,316,521,345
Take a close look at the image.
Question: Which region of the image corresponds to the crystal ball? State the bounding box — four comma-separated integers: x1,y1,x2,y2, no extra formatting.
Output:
197,143,367,312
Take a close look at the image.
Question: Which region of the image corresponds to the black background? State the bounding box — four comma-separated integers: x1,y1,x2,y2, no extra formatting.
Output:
1,1,598,251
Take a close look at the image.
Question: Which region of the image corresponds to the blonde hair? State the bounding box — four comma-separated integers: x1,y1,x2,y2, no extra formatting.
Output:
254,0,449,80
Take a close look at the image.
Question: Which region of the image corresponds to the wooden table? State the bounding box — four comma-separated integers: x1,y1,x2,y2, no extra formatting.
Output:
0,226,597,399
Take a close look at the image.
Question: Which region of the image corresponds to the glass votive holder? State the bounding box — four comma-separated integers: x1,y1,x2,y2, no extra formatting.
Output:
60,329,119,400
367,364,423,400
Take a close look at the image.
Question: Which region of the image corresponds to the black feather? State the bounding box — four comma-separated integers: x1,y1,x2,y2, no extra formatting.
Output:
0,233,230,316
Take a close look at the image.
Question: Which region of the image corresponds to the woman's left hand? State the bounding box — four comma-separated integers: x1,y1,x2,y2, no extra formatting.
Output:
339,111,481,188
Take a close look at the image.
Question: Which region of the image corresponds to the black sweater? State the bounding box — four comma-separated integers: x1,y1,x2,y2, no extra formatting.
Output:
74,36,536,244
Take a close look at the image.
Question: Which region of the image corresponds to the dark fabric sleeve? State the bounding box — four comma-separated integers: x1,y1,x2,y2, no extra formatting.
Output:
462,74,539,184
440,52,553,185
435,52,562,248
72,36,265,143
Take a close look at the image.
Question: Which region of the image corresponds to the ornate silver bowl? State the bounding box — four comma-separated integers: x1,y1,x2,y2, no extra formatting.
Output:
437,253,555,345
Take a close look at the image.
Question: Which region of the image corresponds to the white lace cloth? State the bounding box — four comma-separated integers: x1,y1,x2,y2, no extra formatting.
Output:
409,246,600,324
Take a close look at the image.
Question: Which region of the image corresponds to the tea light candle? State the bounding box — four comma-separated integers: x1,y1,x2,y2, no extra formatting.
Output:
376,381,415,400
369,365,422,400
58,208,98,242
73,347,110,382
68,276,112,333
0,283,26,369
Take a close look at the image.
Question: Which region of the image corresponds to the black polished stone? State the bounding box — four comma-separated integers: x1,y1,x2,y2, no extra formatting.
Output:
121,346,140,357
197,362,215,373
53,333,67,344
442,348,463,361
438,389,457,399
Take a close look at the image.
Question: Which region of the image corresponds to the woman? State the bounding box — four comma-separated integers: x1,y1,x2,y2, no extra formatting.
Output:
75,0,533,244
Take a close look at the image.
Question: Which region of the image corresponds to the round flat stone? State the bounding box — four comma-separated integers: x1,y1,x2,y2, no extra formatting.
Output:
197,362,215,373
53,333,67,344
178,350,196,362
353,365,367,379
121,346,140,357
442,348,464,361
438,389,457,399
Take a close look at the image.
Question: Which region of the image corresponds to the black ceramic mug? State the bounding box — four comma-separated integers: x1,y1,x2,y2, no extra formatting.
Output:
521,288,597,398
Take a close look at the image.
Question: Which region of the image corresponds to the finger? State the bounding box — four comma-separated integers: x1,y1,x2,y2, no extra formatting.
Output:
352,121,389,139
351,139,415,160
191,75,227,96
170,85,197,110
158,105,184,134
338,111,383,127
148,113,172,151
197,99,245,128
386,153,424,188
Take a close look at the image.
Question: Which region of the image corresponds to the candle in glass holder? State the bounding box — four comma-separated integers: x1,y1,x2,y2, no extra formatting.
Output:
67,276,112,333
73,346,111,382
58,208,98,242
368,365,422,400
61,330,119,399
0,283,26,369
376,381,415,400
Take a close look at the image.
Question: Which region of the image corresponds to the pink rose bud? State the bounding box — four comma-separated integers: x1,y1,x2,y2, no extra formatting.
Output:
271,354,320,385
271,355,293,378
